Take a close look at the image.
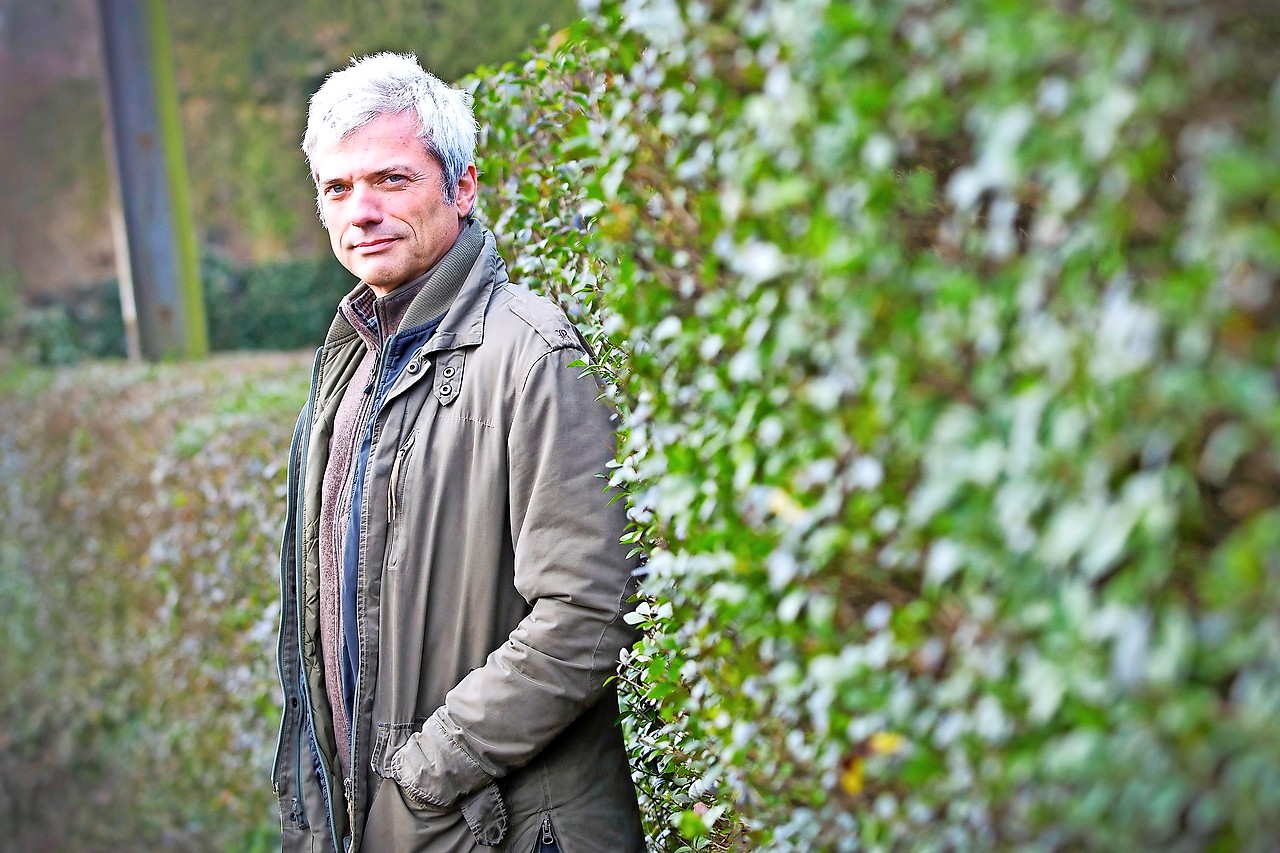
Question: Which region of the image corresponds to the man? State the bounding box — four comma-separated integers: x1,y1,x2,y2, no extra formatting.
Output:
272,52,645,853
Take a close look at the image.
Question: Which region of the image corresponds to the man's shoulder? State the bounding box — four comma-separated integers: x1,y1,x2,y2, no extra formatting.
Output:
485,282,585,355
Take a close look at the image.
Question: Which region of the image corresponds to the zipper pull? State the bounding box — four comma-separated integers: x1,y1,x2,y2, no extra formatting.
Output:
387,434,415,520
541,813,555,846
389,449,403,519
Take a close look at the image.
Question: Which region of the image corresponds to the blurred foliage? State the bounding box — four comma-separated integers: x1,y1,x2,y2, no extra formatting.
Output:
0,258,22,343
16,285,126,366
201,252,355,352
0,0,578,295
474,0,1280,849
0,354,311,850
11,251,354,364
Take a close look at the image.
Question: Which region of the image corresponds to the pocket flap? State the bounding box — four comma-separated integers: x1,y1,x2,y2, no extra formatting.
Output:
370,721,422,778
460,782,509,847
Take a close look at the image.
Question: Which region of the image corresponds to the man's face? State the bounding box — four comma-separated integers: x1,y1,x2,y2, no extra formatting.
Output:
311,111,477,296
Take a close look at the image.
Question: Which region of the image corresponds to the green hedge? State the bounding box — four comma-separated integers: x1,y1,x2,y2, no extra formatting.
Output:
475,0,1280,849
202,253,354,352
0,356,309,850
12,252,354,365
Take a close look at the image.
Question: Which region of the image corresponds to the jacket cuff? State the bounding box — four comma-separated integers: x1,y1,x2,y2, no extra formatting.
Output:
390,712,492,809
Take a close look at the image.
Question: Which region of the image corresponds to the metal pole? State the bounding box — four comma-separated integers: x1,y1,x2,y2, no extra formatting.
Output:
96,0,207,361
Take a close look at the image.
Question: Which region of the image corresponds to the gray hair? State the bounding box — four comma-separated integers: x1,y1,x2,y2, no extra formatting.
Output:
302,52,477,206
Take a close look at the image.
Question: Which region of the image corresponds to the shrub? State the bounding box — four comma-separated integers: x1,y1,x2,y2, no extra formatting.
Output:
202,251,355,352
0,355,309,850
475,0,1279,848
9,251,355,365
16,283,127,364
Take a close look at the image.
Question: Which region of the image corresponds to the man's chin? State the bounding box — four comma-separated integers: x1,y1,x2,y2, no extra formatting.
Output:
350,261,410,292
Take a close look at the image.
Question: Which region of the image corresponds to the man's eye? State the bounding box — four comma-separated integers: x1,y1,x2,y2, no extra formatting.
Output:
323,184,348,197
383,174,408,186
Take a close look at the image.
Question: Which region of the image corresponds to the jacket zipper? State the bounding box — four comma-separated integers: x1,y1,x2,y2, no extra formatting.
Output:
292,717,310,829
294,349,340,846
540,813,558,850
274,351,322,832
271,396,310,796
306,714,338,846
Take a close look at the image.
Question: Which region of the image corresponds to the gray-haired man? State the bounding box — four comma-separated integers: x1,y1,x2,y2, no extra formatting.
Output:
272,52,645,853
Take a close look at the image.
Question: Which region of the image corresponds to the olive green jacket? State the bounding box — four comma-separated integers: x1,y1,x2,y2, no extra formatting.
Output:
273,225,644,852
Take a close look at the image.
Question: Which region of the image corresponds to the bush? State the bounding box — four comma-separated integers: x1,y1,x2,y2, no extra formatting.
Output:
0,355,310,850
17,283,127,364
10,251,354,365
202,251,355,352
475,0,1280,849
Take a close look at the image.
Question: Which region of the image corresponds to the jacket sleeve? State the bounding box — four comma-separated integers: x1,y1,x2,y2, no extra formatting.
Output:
389,343,641,809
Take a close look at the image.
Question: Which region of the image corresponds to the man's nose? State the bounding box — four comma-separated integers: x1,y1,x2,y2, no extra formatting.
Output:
349,184,383,226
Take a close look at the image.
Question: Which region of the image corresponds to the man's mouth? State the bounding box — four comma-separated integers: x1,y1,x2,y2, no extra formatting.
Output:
353,237,397,251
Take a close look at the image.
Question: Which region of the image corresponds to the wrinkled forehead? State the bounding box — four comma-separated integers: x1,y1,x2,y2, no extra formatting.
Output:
310,110,436,180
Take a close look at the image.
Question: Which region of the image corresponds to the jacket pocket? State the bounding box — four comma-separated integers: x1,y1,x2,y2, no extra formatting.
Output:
386,431,418,574
460,782,509,847
370,720,422,779
373,720,510,847
373,720,449,816
387,430,417,524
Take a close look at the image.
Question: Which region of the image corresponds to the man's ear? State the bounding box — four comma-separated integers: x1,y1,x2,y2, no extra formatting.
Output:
454,163,479,217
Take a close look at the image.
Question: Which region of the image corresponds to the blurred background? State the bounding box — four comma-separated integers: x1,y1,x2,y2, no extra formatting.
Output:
0,0,575,358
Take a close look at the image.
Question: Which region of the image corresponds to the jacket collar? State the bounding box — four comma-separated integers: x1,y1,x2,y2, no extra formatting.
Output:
419,225,506,356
